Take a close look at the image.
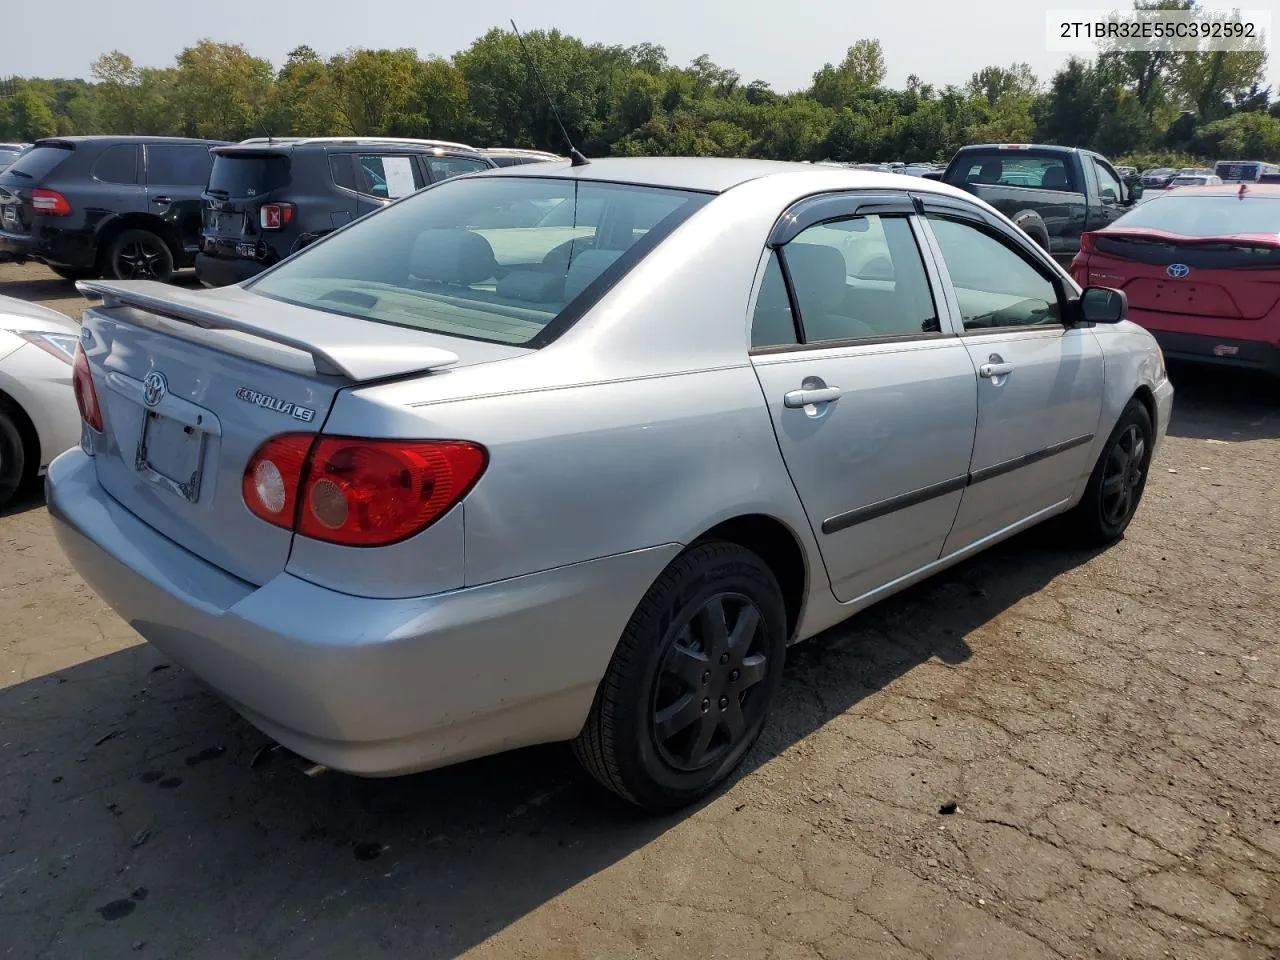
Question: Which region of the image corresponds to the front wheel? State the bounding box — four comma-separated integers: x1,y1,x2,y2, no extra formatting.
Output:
104,229,174,283
573,541,788,811
0,407,29,508
1065,399,1154,546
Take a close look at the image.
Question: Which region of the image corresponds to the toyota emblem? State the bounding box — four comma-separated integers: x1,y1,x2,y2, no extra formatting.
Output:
1166,263,1190,279
142,371,168,407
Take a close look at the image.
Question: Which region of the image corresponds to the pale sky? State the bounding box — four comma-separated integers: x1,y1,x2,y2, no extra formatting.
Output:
11,0,1280,93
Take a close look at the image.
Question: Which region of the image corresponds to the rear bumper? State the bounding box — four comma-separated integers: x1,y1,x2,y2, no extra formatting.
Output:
0,229,33,262
47,448,678,776
1151,330,1280,376
195,252,266,287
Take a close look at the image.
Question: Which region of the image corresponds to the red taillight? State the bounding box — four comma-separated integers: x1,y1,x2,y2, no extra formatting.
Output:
72,344,103,431
31,189,72,216
1080,232,1097,255
242,435,487,547
259,203,293,230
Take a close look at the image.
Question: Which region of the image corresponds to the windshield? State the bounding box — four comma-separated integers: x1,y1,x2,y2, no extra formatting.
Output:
1,144,72,180
249,176,711,346
207,153,290,197
1111,194,1280,237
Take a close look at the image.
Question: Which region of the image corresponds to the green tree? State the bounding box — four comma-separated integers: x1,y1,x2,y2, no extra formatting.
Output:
1035,59,1104,146
171,40,273,139
966,63,1039,106
1174,47,1269,123
327,47,418,136
264,45,346,137
811,40,887,110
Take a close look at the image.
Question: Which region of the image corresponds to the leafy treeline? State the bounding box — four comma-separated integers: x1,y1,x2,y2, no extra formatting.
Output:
1,3,1277,166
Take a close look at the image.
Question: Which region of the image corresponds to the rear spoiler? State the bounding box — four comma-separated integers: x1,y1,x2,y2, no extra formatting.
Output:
76,279,460,381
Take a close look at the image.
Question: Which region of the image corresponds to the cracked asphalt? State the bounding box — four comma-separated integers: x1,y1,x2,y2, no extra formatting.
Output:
1,261,1277,959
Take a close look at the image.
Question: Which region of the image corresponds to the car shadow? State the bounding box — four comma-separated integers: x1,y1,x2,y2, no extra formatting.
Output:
1,526,1099,958
0,268,200,305
0,485,45,519
1166,362,1279,442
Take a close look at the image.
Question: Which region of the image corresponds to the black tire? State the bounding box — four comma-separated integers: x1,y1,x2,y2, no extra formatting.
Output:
49,265,99,282
104,229,174,283
1012,211,1051,252
1065,399,1154,547
0,407,28,509
573,540,788,811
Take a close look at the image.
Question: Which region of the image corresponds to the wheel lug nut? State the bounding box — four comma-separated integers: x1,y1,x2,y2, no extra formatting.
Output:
719,653,729,665
701,698,710,713
729,669,740,682
718,695,728,709
702,670,711,685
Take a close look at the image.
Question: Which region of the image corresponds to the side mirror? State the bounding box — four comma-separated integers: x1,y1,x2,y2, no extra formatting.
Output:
1127,181,1143,201
1079,286,1126,324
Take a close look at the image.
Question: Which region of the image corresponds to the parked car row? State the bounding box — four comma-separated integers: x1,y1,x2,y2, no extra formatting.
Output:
0,143,30,172
0,135,563,288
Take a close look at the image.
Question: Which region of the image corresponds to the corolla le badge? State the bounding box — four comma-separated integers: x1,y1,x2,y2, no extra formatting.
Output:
236,386,316,423
1167,263,1190,279
142,371,168,407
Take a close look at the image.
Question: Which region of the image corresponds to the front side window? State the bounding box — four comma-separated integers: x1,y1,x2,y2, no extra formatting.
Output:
249,177,710,346
928,216,1061,330
752,213,939,347
1092,159,1123,203
426,156,490,181
146,144,213,186
355,154,425,199
93,145,138,185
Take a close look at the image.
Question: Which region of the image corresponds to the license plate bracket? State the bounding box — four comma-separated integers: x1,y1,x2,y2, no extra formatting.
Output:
134,410,207,503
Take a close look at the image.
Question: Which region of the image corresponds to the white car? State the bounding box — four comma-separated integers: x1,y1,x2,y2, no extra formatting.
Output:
0,295,81,505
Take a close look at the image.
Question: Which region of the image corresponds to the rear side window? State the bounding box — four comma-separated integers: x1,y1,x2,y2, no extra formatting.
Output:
948,153,1074,192
249,177,710,346
207,153,290,197
1,145,72,180
425,156,490,181
93,144,139,185
147,144,213,186
329,155,357,191
752,214,939,347
355,154,425,199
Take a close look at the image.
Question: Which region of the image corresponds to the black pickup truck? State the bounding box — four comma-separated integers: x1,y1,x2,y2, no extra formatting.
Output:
925,144,1143,263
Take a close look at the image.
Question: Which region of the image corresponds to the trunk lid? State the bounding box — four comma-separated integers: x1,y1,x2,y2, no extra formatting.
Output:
1088,230,1280,320
201,150,293,258
0,143,76,235
76,279,516,586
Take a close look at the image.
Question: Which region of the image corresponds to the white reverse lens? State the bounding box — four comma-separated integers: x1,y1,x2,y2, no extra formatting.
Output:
254,460,286,514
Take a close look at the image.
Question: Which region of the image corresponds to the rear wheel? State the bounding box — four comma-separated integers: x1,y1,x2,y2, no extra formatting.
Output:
0,407,28,508
104,229,174,283
573,541,788,810
49,265,98,282
1065,399,1154,546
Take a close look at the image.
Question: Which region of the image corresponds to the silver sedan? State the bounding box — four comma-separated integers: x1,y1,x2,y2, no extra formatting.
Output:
48,158,1173,809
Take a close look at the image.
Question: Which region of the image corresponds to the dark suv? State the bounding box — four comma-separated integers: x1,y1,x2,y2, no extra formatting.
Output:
195,137,497,286
0,136,227,282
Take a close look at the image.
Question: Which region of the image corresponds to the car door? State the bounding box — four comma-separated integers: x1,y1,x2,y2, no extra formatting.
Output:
144,142,216,259
749,193,978,604
1085,153,1128,232
916,197,1104,556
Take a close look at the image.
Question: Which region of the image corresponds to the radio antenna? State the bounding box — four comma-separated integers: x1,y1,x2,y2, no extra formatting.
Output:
510,20,588,167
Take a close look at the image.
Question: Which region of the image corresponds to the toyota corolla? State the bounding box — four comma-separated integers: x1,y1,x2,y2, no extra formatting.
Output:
48,158,1172,810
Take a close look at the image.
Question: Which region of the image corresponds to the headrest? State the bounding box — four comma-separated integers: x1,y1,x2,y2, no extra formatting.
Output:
785,243,847,314
1042,167,1068,190
496,269,565,303
410,229,497,285
564,249,623,301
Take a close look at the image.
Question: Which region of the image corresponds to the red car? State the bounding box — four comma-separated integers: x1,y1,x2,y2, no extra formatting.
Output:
1070,184,1280,375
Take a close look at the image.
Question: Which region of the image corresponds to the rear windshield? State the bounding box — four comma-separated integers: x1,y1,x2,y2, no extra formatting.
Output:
207,153,290,197
1216,162,1259,181
249,176,711,346
1112,194,1280,237
2,144,72,180
946,152,1074,191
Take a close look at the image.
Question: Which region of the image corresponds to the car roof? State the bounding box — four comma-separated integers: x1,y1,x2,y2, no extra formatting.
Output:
33,136,226,145
470,156,960,194
236,136,478,151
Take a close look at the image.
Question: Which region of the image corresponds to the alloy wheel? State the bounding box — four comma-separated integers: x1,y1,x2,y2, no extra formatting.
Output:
651,592,771,772
1100,423,1146,528
116,239,165,280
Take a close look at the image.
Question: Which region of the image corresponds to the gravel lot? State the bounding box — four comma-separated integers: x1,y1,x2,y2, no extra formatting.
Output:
1,260,1277,960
